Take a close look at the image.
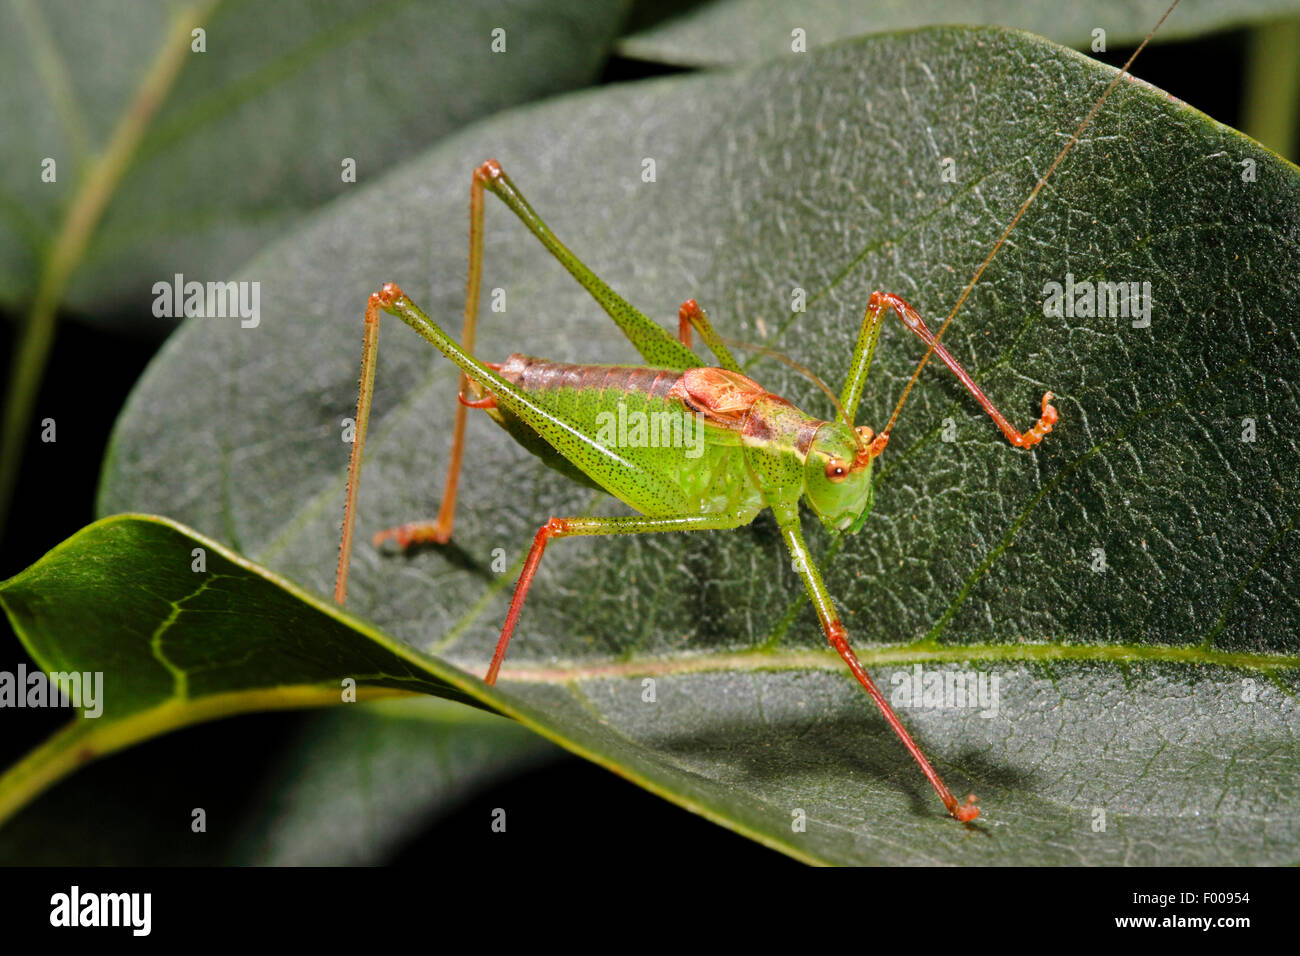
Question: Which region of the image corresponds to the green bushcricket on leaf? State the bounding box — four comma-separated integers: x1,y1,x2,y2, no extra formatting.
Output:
4,25,1299,863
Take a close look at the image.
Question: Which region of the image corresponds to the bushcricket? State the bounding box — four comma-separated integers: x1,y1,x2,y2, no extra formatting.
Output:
333,3,1179,823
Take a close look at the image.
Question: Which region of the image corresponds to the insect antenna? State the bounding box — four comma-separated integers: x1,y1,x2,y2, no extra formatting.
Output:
881,0,1182,440
720,335,859,441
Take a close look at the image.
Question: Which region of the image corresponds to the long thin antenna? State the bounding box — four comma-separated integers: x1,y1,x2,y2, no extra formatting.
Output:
882,0,1182,439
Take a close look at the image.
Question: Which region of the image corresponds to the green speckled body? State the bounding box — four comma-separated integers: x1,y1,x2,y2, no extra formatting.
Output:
383,292,876,534
488,354,771,523
482,352,876,533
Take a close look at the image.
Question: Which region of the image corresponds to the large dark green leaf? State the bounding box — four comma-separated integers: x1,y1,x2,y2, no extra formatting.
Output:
3,512,1297,864
0,515,466,830
72,26,1300,862
620,0,1300,67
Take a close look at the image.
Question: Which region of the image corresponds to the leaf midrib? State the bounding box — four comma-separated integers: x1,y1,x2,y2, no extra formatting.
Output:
492,641,1300,685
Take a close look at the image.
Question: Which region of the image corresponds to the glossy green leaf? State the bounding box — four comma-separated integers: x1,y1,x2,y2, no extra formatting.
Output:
0,515,467,828
43,26,1300,862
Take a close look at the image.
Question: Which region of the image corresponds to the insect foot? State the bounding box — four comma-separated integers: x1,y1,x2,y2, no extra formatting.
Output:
1014,392,1059,449
371,521,453,550
953,794,979,823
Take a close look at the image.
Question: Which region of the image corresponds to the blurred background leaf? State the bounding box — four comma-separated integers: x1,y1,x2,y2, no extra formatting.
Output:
227,698,554,866
0,0,630,547
0,695,555,865
621,0,1300,160
0,0,630,318
620,0,1300,69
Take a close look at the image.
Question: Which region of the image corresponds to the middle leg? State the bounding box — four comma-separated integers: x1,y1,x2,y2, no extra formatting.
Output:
777,510,979,822
486,512,747,684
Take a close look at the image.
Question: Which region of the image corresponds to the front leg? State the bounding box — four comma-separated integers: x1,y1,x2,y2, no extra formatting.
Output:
488,512,748,684
777,512,979,823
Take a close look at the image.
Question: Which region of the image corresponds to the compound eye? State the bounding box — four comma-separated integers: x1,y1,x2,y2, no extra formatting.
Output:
825,457,849,482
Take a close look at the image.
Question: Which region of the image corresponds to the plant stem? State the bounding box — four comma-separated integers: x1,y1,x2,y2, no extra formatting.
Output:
0,1,219,539
1241,18,1300,162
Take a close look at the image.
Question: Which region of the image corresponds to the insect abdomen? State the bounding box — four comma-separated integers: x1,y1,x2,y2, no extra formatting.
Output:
489,354,765,521
496,354,680,403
